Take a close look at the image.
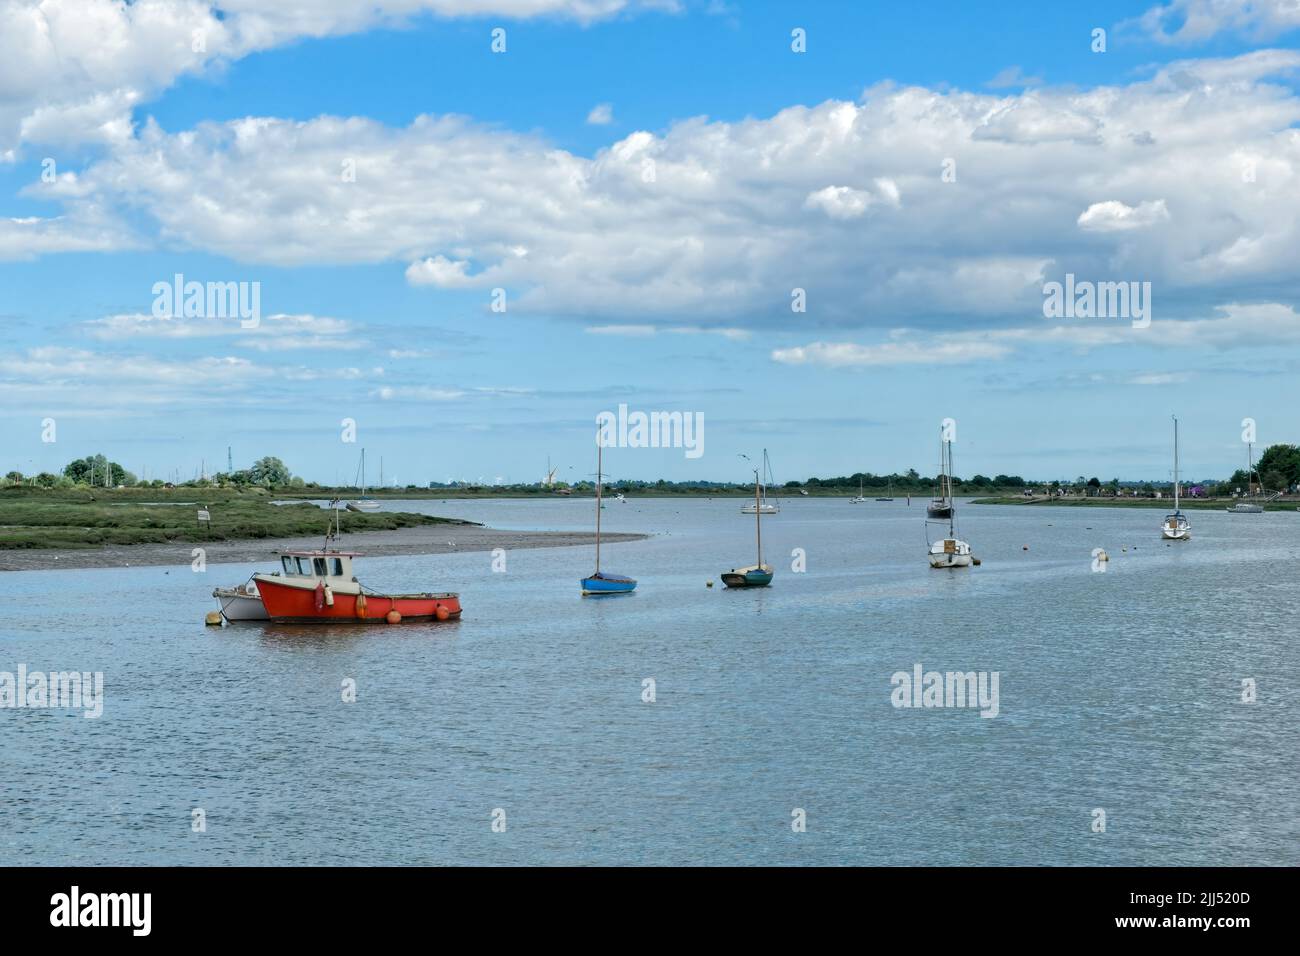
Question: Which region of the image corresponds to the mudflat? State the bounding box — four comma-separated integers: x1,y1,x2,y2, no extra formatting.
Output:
0,525,647,572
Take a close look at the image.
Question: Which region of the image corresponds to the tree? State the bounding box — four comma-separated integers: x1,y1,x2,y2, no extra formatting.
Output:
1256,444,1300,487
249,456,292,486
63,454,133,486
4,471,22,483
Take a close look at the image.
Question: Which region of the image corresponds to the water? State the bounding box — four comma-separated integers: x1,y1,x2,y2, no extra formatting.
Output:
1,498,1296,865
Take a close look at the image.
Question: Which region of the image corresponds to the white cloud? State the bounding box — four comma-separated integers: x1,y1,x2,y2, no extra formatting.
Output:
1131,0,1300,44
770,301,1300,369
1077,199,1170,232
85,312,359,349
13,51,1300,334
987,65,1043,88
0,0,664,154
405,255,478,288
587,103,614,125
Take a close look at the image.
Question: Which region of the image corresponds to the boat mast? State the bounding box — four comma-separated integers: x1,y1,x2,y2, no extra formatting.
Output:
947,440,955,537
595,432,603,573
1172,416,1180,511
754,466,763,568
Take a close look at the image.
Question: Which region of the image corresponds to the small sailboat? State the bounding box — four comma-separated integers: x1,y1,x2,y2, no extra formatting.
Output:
722,461,774,588
1226,439,1264,513
740,449,780,514
875,477,894,502
926,439,953,519
1161,416,1191,540
581,434,637,596
346,448,381,512
851,476,867,503
927,431,973,568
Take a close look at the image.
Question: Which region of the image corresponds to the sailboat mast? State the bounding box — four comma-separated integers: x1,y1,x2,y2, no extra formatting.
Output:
754,468,763,567
595,435,603,573
1173,416,1180,510
947,440,955,537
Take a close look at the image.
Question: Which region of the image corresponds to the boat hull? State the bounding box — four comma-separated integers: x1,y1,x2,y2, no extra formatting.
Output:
213,586,269,621
928,539,973,569
254,576,461,623
346,500,380,513
581,572,637,595
1226,504,1263,514
926,504,953,519
721,567,773,588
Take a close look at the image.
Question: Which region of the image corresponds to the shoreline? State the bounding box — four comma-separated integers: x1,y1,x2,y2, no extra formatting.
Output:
0,525,648,572
972,495,1298,511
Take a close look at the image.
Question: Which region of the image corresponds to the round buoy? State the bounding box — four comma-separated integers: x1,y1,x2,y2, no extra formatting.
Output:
205,611,223,626
435,604,451,621
706,580,714,588
385,609,401,624
972,558,982,566
1022,545,1029,551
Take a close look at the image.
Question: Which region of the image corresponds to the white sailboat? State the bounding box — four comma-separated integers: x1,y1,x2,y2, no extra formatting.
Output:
927,433,973,568
1161,416,1191,540
346,448,381,512
851,476,867,503
740,449,780,514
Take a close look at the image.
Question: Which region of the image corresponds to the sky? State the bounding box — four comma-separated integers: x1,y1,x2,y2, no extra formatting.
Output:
2,0,1299,487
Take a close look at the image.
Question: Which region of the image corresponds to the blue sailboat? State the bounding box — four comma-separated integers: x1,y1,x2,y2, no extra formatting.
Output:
581,434,637,596
722,457,774,588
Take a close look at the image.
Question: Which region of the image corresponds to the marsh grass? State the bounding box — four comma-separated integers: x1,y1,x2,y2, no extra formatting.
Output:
0,486,464,549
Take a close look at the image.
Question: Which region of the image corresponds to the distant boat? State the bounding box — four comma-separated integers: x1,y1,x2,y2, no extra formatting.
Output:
927,430,973,569
346,448,381,512
876,477,894,502
722,460,774,588
851,476,867,503
581,433,636,596
741,449,781,514
1161,416,1191,540
1227,440,1263,513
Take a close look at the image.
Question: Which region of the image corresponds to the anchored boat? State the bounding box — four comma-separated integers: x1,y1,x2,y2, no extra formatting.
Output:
253,550,461,623
740,449,781,514
346,448,381,512
722,458,774,588
1161,416,1191,540
1226,439,1264,513
212,581,269,622
926,430,974,569
580,433,637,596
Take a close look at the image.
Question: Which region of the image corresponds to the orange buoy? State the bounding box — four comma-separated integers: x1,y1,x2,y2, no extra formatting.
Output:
385,609,401,624
435,604,451,621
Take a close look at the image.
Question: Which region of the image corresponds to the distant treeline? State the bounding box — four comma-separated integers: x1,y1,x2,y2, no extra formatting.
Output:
5,445,1299,495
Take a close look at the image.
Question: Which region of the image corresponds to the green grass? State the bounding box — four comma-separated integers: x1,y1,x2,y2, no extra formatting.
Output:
0,486,468,549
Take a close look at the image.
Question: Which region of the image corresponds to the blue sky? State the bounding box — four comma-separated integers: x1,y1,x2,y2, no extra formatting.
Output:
2,0,1299,486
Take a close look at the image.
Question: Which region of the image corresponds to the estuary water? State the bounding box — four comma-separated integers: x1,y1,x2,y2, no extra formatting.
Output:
1,497,1296,866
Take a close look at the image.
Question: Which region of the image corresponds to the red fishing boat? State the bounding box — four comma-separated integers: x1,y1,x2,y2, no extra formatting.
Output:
252,550,461,624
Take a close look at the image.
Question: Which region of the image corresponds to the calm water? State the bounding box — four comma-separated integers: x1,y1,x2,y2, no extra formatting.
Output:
1,498,1296,866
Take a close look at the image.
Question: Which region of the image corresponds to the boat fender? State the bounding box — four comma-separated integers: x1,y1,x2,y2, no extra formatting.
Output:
314,582,325,611
435,603,451,621
323,585,334,607
386,610,401,624
355,593,368,618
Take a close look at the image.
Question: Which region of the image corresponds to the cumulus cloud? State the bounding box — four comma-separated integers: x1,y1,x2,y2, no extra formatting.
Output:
0,0,663,153
12,51,1300,335
1076,199,1171,232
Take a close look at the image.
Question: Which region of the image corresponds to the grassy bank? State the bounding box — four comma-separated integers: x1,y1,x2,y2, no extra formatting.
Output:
0,486,469,550
971,495,1297,511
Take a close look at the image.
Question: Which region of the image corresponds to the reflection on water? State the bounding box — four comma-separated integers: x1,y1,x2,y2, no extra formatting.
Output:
1,498,1296,865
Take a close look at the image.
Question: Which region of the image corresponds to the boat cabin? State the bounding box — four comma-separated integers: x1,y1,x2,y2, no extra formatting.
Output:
275,550,359,583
